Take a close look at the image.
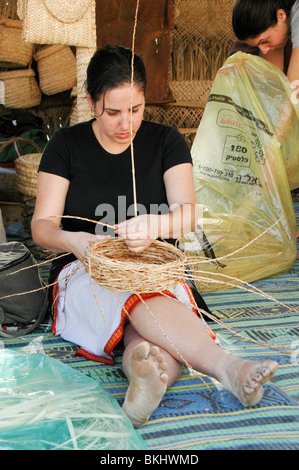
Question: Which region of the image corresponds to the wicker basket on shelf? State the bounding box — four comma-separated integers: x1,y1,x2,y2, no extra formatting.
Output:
0,19,33,68
34,45,77,96
14,153,51,259
0,69,41,109
14,153,42,197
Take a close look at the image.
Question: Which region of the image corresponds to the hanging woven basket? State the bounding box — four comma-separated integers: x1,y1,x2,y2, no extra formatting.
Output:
15,153,42,197
33,45,77,96
19,0,96,48
43,0,92,23
0,69,41,109
0,20,33,68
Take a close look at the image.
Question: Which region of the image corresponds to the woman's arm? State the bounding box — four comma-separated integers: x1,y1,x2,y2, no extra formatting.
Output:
161,162,198,238
31,172,102,261
287,46,299,98
115,163,198,252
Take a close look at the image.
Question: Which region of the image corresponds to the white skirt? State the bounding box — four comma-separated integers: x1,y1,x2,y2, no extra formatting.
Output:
52,260,217,364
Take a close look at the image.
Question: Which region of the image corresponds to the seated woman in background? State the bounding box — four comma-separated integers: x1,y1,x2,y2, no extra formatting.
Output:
231,0,299,84
231,0,299,257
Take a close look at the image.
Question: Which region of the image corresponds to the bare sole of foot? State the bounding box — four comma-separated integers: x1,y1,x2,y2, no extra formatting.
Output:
222,358,278,407
122,341,168,428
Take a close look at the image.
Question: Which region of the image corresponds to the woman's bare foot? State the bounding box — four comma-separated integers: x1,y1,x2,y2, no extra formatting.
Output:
220,357,278,407
122,341,168,428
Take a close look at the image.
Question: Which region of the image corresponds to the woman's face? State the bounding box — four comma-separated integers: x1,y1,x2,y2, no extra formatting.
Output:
88,83,145,153
245,9,289,56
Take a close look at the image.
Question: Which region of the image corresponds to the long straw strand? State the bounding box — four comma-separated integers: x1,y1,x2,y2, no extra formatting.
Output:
136,293,210,388
87,257,108,328
161,291,294,355
130,0,140,217
48,214,115,230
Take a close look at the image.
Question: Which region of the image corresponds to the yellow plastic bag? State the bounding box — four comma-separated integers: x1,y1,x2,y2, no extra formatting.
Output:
181,52,299,292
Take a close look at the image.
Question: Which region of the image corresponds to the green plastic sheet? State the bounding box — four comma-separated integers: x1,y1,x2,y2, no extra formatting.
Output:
0,349,147,450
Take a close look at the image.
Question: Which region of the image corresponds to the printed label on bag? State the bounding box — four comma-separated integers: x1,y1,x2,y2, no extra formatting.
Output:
217,108,245,131
210,94,273,136
197,163,263,188
217,108,267,168
221,134,250,168
193,95,275,191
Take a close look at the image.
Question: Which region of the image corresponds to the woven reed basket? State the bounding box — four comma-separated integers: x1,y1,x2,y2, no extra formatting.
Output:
34,45,77,96
84,238,188,294
0,19,33,68
0,69,41,109
15,153,42,197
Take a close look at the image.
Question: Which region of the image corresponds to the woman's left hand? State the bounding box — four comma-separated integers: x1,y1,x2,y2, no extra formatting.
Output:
115,214,162,253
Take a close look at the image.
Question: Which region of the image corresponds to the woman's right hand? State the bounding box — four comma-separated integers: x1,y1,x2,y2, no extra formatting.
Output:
66,231,110,262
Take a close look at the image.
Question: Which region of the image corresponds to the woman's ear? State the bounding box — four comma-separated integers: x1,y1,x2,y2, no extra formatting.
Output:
277,8,287,23
86,91,94,113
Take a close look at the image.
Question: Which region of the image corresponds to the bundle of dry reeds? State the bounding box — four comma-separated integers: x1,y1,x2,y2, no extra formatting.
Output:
171,0,235,82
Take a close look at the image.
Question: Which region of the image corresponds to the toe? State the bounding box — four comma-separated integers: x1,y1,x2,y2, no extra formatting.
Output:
243,383,255,395
159,360,168,372
263,360,279,375
253,372,263,382
248,377,260,389
160,372,168,384
156,353,165,363
150,346,160,358
257,361,278,381
133,342,151,360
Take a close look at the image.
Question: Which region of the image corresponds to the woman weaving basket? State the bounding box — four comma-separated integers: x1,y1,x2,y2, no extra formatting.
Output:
31,45,278,428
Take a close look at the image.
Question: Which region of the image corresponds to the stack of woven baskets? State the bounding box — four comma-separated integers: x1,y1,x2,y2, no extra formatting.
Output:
14,152,41,197
0,19,76,109
0,19,39,108
13,152,51,259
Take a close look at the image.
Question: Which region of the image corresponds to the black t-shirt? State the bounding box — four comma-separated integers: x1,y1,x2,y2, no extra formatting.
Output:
39,119,192,280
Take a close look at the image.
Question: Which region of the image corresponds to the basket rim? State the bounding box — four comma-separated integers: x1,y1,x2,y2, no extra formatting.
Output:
0,19,23,29
83,238,187,293
34,44,72,61
0,68,36,79
86,238,186,268
15,152,42,166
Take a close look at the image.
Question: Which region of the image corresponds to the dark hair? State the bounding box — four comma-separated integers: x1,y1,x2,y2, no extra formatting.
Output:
86,44,147,104
232,0,296,40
